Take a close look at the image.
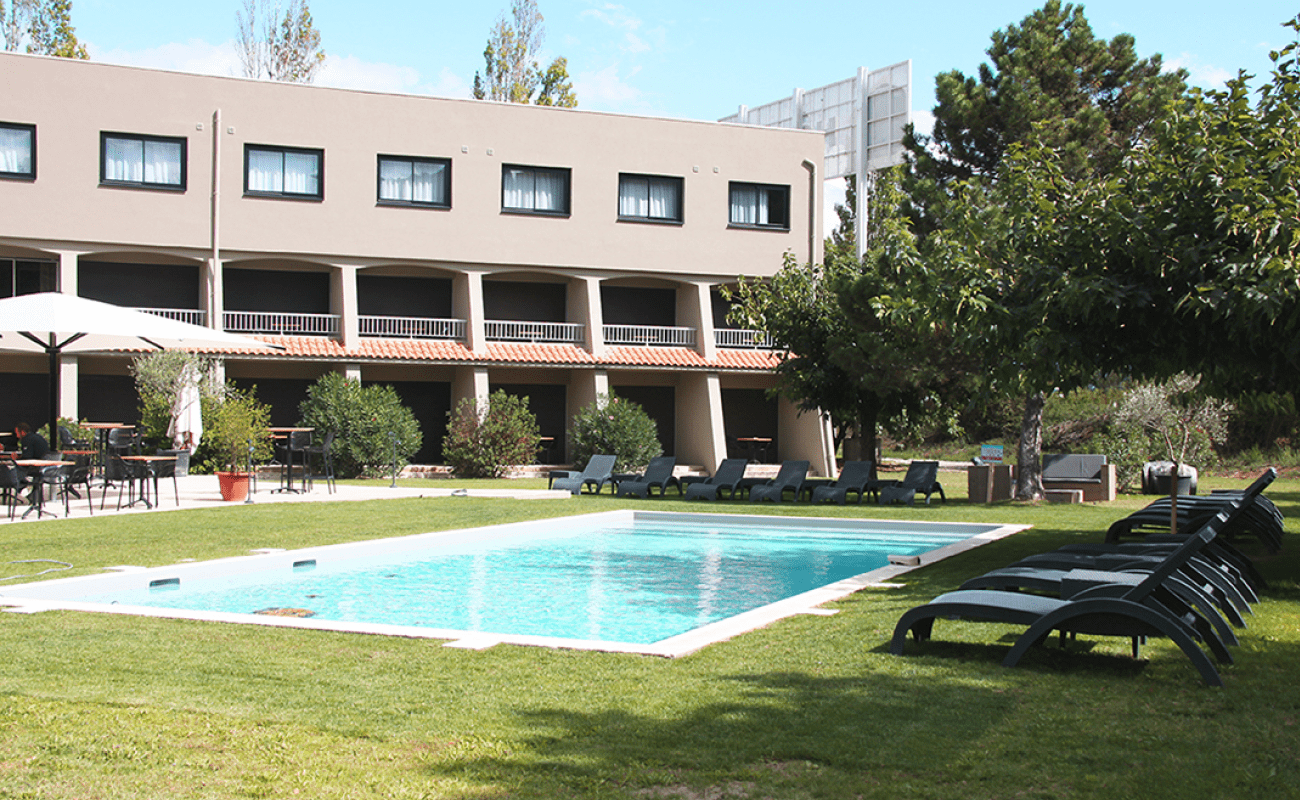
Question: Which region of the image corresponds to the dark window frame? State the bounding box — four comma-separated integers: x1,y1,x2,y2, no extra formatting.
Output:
376,154,452,209
727,181,791,231
0,121,36,181
501,163,571,217
99,131,188,191
243,143,324,200
617,173,684,225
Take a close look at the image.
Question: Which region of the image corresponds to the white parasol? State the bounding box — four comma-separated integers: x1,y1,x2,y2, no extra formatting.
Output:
0,292,281,441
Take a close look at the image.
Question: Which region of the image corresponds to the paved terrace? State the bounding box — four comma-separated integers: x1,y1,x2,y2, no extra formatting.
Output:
3,473,571,524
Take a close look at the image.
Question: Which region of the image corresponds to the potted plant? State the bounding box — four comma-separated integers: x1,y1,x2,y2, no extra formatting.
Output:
204,385,272,501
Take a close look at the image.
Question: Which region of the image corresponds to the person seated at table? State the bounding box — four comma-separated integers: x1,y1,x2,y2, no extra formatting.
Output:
15,422,50,460
12,422,51,503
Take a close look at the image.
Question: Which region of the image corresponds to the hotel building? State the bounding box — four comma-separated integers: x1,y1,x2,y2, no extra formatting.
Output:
0,52,833,474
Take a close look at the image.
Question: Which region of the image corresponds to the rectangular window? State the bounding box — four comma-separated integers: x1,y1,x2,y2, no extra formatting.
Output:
502,164,570,215
100,132,186,190
244,144,323,199
377,155,450,207
618,173,683,223
0,122,36,180
0,258,57,298
728,182,790,230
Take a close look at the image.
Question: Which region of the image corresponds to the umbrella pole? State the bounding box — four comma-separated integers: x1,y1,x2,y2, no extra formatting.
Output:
48,344,60,446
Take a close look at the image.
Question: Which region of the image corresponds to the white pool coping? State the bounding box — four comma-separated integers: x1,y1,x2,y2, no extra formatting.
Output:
0,511,1029,658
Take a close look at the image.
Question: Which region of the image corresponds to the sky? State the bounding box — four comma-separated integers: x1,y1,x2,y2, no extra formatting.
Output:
74,0,1296,122
63,0,1300,227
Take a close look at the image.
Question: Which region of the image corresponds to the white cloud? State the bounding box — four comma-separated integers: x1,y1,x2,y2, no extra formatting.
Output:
88,39,471,99
579,3,652,54
1164,53,1238,91
573,63,644,112
89,38,243,79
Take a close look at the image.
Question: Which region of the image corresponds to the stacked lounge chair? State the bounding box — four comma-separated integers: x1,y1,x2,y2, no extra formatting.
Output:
890,470,1280,686
891,509,1241,686
1105,472,1284,552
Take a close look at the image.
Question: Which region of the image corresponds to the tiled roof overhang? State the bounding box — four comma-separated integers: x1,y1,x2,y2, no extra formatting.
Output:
176,336,782,371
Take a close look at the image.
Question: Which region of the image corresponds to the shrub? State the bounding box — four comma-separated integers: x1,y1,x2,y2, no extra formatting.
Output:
193,384,273,473
298,373,423,478
442,390,540,478
568,393,662,473
1112,373,1231,468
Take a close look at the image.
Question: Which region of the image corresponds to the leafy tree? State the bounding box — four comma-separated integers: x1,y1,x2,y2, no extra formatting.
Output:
731,170,968,471
1113,374,1232,470
236,0,325,83
904,0,1184,231
568,393,661,473
823,174,857,265
442,390,540,478
3,0,87,58
1115,16,1300,399
130,351,219,450
473,0,576,107
298,373,422,477
900,1,1186,499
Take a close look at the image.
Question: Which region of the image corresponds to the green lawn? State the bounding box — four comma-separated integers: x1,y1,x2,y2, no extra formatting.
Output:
1,474,1297,799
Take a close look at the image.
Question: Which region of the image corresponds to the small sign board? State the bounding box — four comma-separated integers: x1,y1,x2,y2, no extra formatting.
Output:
980,445,1004,464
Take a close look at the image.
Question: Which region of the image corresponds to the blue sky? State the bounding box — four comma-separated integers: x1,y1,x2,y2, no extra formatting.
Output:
76,0,1296,125
69,0,1297,228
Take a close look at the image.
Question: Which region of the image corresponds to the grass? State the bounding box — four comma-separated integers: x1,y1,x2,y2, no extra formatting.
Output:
1,473,1298,799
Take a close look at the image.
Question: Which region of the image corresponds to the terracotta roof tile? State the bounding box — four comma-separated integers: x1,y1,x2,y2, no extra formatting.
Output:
189,335,780,371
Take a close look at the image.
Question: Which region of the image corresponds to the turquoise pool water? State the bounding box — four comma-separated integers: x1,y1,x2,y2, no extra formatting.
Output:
60,513,992,646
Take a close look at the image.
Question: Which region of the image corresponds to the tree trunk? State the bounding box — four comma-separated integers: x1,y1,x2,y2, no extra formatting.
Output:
858,397,882,481
1015,391,1046,501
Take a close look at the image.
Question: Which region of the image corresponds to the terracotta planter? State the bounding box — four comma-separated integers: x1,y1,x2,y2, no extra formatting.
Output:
217,471,251,502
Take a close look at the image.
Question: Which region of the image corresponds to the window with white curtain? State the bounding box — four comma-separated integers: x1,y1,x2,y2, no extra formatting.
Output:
618,174,683,223
501,164,570,215
244,144,323,199
0,122,36,180
728,182,790,230
100,132,185,189
377,155,451,207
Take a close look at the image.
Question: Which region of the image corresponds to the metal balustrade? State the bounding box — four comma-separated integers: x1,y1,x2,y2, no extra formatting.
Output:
485,320,584,344
714,328,772,349
359,315,466,340
223,311,340,336
136,307,206,326
603,324,697,347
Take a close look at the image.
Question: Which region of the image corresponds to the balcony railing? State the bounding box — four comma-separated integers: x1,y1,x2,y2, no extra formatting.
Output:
359,315,466,340
485,320,585,344
714,328,772,349
603,324,697,347
223,311,340,336
136,307,206,326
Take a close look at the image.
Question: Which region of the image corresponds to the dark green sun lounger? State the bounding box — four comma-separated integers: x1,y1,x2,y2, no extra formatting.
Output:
890,506,1241,687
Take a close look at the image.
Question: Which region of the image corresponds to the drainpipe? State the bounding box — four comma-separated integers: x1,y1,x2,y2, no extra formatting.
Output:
209,108,221,331
801,159,817,265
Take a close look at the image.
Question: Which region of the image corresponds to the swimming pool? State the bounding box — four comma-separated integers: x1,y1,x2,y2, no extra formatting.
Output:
0,511,1025,656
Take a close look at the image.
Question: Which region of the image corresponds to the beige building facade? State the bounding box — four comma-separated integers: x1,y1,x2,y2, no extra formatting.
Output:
0,52,833,475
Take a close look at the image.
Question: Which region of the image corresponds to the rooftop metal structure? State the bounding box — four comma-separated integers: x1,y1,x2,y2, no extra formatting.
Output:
721,61,912,258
